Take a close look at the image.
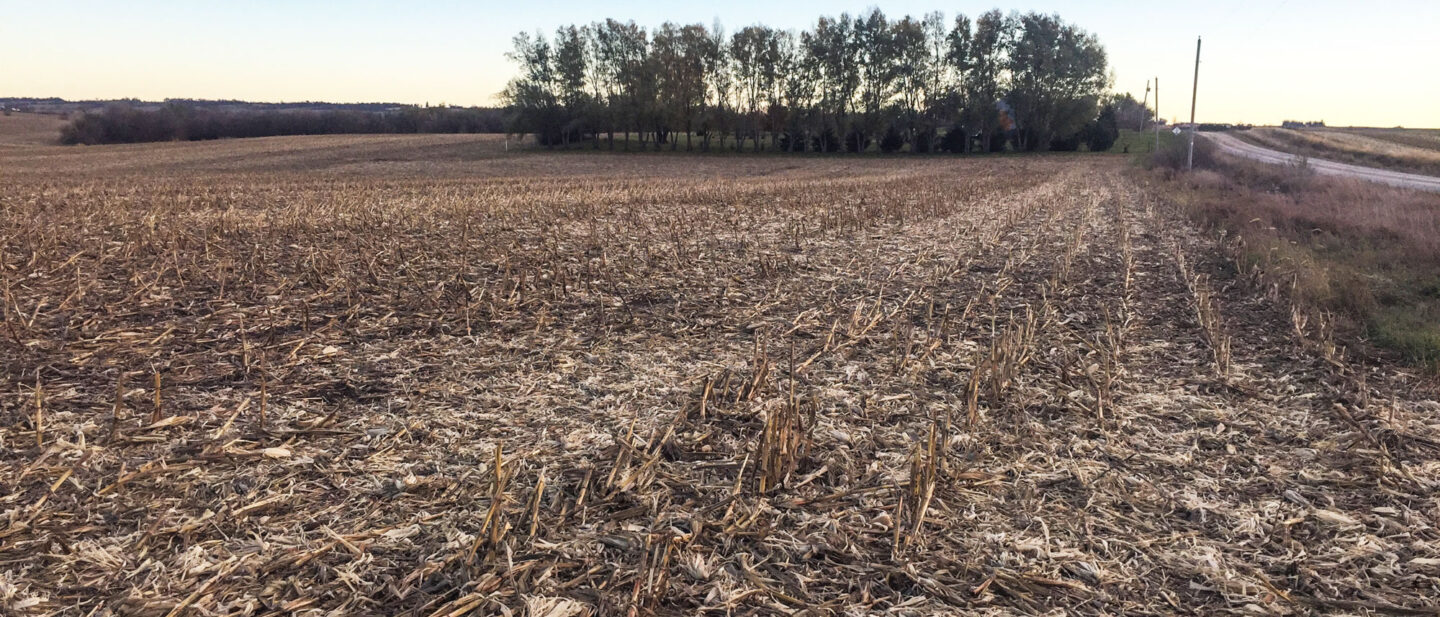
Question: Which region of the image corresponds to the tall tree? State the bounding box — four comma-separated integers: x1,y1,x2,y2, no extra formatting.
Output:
730,25,779,152
919,11,955,151
805,14,860,152
937,13,972,151
683,24,721,151
504,10,1114,157
1007,12,1108,151
763,30,795,151
501,31,563,146
890,15,930,150
651,23,711,151
587,22,623,149
1109,93,1151,132
777,30,818,151
593,19,650,150
652,23,686,150
964,10,1009,152
554,25,590,147
852,9,895,152
703,20,733,151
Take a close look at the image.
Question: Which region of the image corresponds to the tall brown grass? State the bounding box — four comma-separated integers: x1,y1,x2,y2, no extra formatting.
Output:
1151,154,1440,369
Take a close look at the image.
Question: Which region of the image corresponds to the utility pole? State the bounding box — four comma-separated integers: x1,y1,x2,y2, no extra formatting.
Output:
1187,36,1202,170
1140,80,1151,132
1154,77,1160,152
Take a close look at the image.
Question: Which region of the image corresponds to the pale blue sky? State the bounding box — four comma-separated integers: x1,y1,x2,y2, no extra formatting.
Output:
1,1,1436,126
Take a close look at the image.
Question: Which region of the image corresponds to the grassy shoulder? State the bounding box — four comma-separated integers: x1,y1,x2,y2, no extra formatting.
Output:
1108,128,1179,156
1142,142,1440,371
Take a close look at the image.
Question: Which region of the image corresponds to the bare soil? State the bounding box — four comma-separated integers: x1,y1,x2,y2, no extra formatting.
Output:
2,137,1438,616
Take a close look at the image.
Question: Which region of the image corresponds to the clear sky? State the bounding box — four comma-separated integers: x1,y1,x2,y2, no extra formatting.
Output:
2,1,1436,127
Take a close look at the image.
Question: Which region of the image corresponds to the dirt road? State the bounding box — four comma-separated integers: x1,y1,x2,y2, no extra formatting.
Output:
1205,131,1440,192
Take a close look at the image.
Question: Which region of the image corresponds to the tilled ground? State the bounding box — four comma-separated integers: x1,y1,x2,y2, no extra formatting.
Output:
2,139,1438,616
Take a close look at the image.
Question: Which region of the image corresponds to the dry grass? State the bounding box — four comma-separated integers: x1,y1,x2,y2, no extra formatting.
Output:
1344,127,1440,152
0,112,67,149
3,136,1440,615
1239,127,1440,177
1152,153,1440,370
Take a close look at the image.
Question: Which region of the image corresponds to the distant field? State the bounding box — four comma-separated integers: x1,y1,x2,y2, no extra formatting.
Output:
0,112,65,147
3,135,1439,615
1236,126,1440,176
1342,126,1440,151
0,132,521,176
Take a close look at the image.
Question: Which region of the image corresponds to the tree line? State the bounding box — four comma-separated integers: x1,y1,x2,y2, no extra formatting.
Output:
59,104,505,145
503,9,1123,153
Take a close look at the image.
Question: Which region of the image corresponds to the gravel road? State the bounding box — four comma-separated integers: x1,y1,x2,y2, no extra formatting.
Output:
1204,131,1440,192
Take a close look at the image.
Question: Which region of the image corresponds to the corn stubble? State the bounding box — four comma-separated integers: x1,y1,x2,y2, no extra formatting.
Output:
2,136,1439,616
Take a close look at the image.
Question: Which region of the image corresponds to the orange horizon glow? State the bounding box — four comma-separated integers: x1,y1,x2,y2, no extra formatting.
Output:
2,1,1436,128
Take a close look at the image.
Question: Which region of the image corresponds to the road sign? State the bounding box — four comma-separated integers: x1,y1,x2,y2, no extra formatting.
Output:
1172,127,1182,135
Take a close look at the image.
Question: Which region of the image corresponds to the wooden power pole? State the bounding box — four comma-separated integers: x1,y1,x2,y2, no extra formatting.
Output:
1141,80,1151,132
1154,77,1160,152
1187,37,1202,170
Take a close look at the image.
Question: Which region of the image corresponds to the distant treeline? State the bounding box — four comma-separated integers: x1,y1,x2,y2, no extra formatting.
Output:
59,104,505,145
3,97,423,114
503,9,1141,153
1197,123,1253,132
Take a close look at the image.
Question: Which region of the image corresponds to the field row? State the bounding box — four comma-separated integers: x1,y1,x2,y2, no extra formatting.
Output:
2,148,1438,615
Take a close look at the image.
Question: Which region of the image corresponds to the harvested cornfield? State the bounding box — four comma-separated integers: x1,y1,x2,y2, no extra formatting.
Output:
2,136,1439,616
